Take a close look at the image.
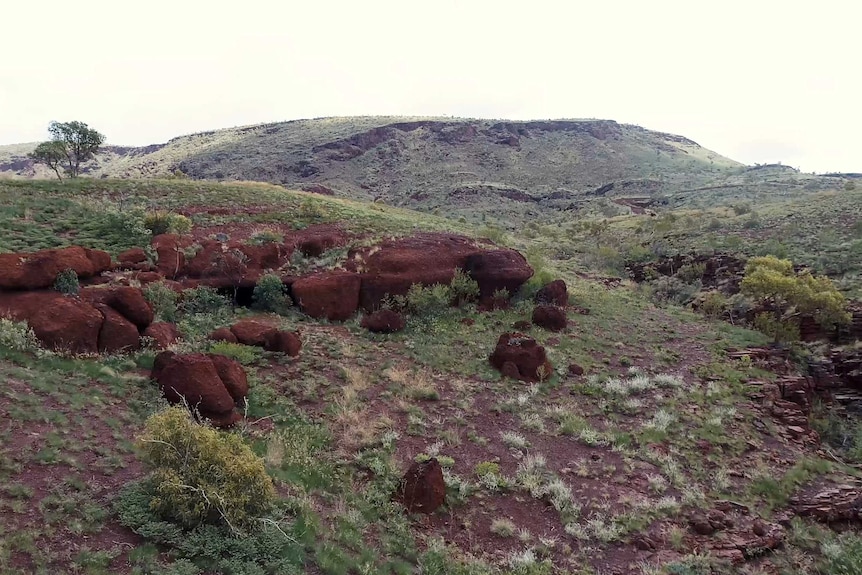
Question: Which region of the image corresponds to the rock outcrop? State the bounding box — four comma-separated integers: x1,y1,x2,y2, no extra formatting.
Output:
361,309,406,333
395,458,446,514
532,305,568,332
489,333,553,382
0,246,112,290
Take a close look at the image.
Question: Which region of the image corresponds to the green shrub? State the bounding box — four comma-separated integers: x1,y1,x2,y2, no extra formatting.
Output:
144,281,179,322
252,274,291,313
649,276,701,306
753,312,800,343
53,268,79,295
182,286,230,316
0,318,44,354
478,225,508,245
821,532,862,574
675,263,705,283
698,290,727,319
208,341,263,366
248,229,283,246
404,283,452,317
449,269,480,306
144,211,193,236
473,461,501,478
742,256,850,328
137,406,276,532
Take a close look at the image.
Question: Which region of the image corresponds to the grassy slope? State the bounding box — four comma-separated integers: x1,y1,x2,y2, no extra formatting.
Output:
0,179,859,575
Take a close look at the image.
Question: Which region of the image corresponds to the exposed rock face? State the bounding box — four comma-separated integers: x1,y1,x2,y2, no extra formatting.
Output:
151,352,247,427
263,330,302,356
395,458,446,514
627,252,746,295
463,249,533,301
143,322,179,349
292,271,361,321
81,286,154,329
209,327,238,343
96,304,141,354
535,279,568,306
489,333,553,382
151,234,194,279
0,291,104,354
532,305,568,332
0,246,112,290
118,248,148,265
230,320,278,347
348,233,533,311
790,481,862,523
361,309,406,333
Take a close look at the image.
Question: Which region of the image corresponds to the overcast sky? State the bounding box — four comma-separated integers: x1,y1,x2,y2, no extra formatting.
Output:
1,0,859,172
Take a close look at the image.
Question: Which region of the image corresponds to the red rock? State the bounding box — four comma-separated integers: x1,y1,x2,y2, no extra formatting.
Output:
0,246,112,290
118,248,148,265
360,309,406,333
82,286,153,329
95,304,140,354
513,320,532,331
395,458,446,514
568,363,584,376
134,271,167,285
230,320,277,347
143,322,179,349
532,305,567,332
209,327,238,343
292,271,361,321
207,354,249,403
263,330,302,356
296,236,337,257
151,234,194,279
489,333,553,382
500,361,522,380
184,240,286,288
535,279,568,306
464,249,533,301
0,291,103,354
150,352,235,414
201,410,243,429
351,233,480,311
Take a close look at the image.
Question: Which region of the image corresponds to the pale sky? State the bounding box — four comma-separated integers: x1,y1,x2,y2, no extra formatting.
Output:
1,0,859,172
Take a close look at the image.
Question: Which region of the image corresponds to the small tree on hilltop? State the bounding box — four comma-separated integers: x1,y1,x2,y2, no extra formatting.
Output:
29,121,106,179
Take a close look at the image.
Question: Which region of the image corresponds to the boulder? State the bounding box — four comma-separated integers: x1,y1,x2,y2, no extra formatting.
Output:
150,352,240,419
230,320,277,347
207,354,249,403
513,320,532,331
184,240,286,288
143,322,179,349
489,333,553,382
81,286,154,329
292,271,361,321
151,234,194,279
361,309,406,333
395,458,446,514
0,246,112,290
568,363,585,376
263,330,302,356
96,304,141,354
463,249,533,300
0,291,103,354
209,327,238,343
532,305,567,332
351,233,480,311
535,279,568,306
118,248,148,265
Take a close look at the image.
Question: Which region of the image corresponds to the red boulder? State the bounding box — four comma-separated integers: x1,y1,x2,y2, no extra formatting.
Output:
207,354,250,403
0,246,112,290
361,309,406,333
151,234,194,279
143,322,179,350
532,305,568,332
489,332,554,382
395,458,446,514
150,352,237,416
82,286,154,329
209,327,238,343
118,248,148,265
0,291,103,354
463,249,533,301
230,320,277,347
263,330,302,356
535,279,568,306
292,271,361,321
96,304,141,354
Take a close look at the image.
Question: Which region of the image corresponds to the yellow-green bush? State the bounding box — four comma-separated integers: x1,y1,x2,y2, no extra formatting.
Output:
138,406,275,532
144,211,193,236
741,255,850,328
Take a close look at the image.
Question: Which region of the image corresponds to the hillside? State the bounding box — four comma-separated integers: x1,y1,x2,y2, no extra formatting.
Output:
0,178,861,575
1,117,750,223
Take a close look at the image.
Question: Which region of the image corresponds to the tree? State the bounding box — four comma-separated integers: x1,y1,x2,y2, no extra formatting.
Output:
29,141,66,180
29,121,105,179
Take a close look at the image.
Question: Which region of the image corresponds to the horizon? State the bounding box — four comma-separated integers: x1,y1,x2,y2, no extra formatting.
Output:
2,0,859,173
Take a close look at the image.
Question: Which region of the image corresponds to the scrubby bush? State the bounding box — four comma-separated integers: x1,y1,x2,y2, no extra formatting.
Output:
53,268,79,295
252,274,291,313
753,312,800,343
675,263,705,283
144,211,193,236
137,406,276,532
741,256,850,328
248,228,282,246
182,286,230,316
449,269,480,306
698,290,727,319
821,532,862,575
404,283,452,316
649,276,701,306
0,318,44,354
208,341,264,365
144,281,179,322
